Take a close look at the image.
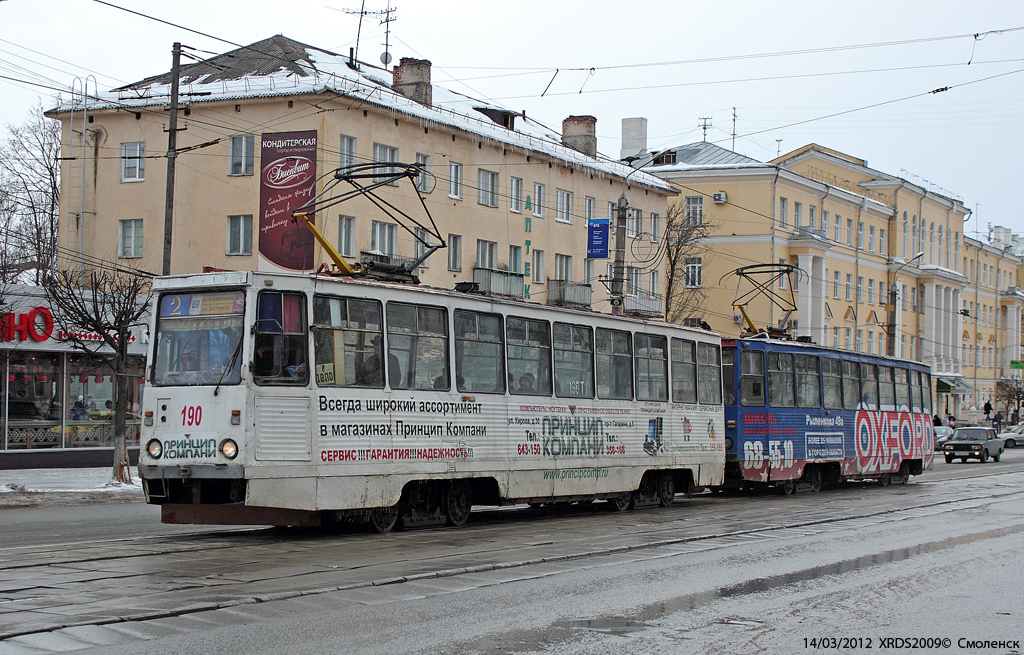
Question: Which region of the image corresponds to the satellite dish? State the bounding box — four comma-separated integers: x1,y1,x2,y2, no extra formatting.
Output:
380,52,392,65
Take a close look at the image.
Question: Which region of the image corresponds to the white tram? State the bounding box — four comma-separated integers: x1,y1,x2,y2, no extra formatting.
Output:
138,271,725,530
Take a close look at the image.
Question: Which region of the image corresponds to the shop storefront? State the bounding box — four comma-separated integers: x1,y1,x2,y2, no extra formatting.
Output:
1,285,148,456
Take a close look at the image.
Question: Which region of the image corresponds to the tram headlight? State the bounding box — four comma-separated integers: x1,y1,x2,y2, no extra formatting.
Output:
725,437,733,450
220,439,238,459
146,439,163,459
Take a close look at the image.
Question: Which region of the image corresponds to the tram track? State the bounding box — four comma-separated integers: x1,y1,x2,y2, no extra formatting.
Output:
3,471,1023,646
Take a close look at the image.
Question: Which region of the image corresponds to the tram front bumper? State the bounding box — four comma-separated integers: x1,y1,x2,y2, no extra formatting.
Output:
138,463,245,480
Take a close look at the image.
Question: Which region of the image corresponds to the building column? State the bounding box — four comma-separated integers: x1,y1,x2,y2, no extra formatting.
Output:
953,288,963,375
796,253,814,340
923,282,939,367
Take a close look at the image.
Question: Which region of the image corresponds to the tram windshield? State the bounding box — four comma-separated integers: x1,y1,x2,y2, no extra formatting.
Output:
153,291,246,386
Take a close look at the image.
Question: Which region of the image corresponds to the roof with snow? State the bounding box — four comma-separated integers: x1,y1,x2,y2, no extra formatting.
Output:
53,35,673,193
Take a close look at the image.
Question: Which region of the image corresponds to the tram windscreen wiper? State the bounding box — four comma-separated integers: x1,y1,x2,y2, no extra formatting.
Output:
214,334,245,397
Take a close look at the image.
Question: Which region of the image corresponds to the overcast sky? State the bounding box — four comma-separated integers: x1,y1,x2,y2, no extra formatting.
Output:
3,0,1023,238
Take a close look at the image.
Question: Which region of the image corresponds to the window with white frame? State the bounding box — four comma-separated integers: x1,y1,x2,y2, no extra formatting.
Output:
533,249,544,283
834,214,841,241
649,270,658,298
414,228,431,266
510,177,523,213
845,328,852,350
556,189,573,224
118,218,143,258
857,276,864,302
626,266,639,296
879,229,886,255
585,259,595,285
779,197,788,228
684,196,703,227
372,143,399,183
533,183,545,217
868,225,875,252
585,196,595,221
857,221,864,249
476,239,497,269
120,142,145,182
809,205,816,230
415,153,431,192
228,135,255,176
650,213,660,242
822,210,830,238
626,208,641,237
338,215,355,258
554,253,572,281
846,218,853,245
778,258,787,289
834,271,840,298
448,234,462,271
509,245,522,273
794,201,802,227
878,281,886,306
608,201,616,219
684,257,702,288
449,162,463,199
846,274,853,300
371,220,396,255
478,169,498,207
340,134,357,168
868,278,875,305
226,214,252,255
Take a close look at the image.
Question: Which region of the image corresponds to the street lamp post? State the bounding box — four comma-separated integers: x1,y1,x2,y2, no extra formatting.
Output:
886,251,925,357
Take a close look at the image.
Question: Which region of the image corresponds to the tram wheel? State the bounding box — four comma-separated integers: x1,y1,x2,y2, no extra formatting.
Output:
878,474,891,487
657,473,676,507
807,467,824,493
443,481,472,527
780,480,796,496
610,491,634,511
368,505,401,533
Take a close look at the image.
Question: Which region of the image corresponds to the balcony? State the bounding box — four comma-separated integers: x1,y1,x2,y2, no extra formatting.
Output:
547,280,592,308
473,267,525,298
625,293,663,318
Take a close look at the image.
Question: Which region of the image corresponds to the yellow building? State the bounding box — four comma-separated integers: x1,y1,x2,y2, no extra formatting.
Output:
47,36,672,315
636,135,1022,419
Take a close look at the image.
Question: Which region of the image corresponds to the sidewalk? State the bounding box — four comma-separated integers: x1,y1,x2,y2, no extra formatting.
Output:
0,467,144,508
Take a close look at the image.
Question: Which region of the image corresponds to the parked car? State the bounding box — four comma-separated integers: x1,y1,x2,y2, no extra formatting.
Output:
996,424,1024,448
942,427,1004,463
934,426,954,449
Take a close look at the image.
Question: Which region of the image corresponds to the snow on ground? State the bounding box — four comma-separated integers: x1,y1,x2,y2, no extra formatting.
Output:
0,467,142,493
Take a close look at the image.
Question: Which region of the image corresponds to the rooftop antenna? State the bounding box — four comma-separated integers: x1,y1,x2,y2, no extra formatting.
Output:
776,138,783,157
698,116,712,142
341,1,390,64
731,107,736,151
379,1,396,67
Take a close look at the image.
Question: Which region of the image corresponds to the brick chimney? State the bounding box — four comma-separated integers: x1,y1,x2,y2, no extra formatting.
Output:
561,115,597,157
392,58,432,107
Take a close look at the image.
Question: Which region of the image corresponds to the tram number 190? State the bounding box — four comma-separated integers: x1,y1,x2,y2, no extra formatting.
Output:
181,405,202,426
743,439,794,468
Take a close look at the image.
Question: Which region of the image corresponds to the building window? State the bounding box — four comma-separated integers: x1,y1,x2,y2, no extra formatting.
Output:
478,169,498,207
118,218,143,258
779,197,788,228
846,274,853,300
554,253,573,281
845,327,852,350
868,225,875,252
834,271,840,298
857,276,864,302
448,162,463,199
650,213,660,242
228,135,255,176
533,249,545,283
868,279,875,305
585,259,595,285
556,189,573,224
684,257,702,288
878,281,886,306
226,214,253,255
822,211,830,238
372,143,399,183
809,205,817,230
371,220,396,255
509,245,522,273
879,229,886,255
627,266,640,296
649,270,659,298
778,258,787,289
415,153,431,192
510,177,523,213
857,221,864,248
448,234,462,271
414,228,431,267
120,142,145,182
684,196,703,227
846,218,853,246
340,134,358,168
794,202,803,228
336,215,355,258
585,196,596,221
533,183,545,217
476,239,497,269
627,208,641,237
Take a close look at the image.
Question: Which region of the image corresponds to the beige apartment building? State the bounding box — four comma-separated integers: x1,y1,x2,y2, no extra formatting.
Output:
47,36,672,316
632,132,1023,418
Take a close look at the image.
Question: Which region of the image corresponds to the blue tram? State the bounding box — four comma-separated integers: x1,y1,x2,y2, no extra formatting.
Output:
721,337,934,492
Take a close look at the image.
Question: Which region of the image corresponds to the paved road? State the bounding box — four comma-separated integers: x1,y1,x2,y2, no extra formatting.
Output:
2,453,1023,654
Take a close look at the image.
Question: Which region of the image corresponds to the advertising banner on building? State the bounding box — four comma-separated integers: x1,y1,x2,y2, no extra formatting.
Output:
258,130,318,271
587,218,609,259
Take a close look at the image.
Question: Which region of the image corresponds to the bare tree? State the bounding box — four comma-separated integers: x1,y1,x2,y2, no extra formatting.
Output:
43,269,152,482
996,377,1024,422
0,100,61,284
662,200,713,325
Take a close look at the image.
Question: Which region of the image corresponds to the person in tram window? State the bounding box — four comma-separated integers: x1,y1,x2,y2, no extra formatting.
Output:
358,336,401,387
518,373,536,394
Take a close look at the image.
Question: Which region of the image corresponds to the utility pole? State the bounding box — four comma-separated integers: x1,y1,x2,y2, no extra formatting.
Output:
162,42,182,276
731,107,736,151
611,192,628,315
698,117,712,142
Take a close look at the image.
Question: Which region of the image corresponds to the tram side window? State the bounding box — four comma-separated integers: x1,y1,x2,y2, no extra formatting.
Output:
767,351,795,407
795,354,821,408
921,372,932,414
636,334,668,402
740,350,765,406
387,303,449,391
842,361,860,410
822,357,842,409
909,370,921,412
596,328,633,400
253,292,309,386
894,368,910,409
861,363,879,410
553,323,594,398
311,296,383,388
697,342,722,405
455,310,505,393
507,317,552,396
721,349,736,406
878,366,895,407
671,338,697,404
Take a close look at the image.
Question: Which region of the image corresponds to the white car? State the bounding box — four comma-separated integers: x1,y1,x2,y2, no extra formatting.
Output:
997,424,1024,448
934,426,954,449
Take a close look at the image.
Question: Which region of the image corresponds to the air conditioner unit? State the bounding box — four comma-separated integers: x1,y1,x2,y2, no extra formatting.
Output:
712,191,728,204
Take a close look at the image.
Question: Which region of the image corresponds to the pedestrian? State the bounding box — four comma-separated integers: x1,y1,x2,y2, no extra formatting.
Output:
994,411,1003,432
984,400,992,420
948,414,956,429
1012,409,1019,426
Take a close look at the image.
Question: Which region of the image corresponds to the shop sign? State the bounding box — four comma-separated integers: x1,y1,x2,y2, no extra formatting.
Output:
0,307,54,342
